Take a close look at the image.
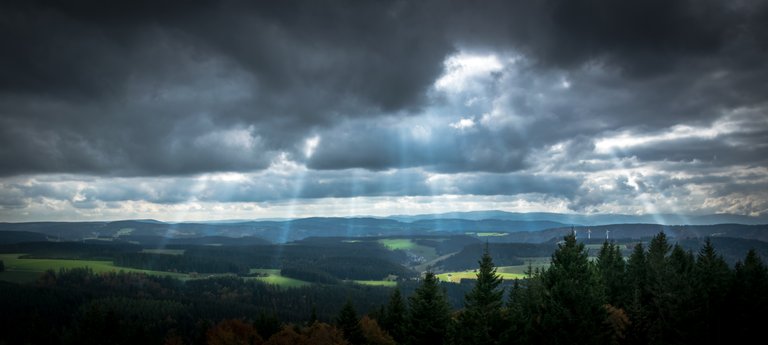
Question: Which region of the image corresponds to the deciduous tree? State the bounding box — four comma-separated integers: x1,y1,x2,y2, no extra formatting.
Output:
359,316,395,345
207,319,263,345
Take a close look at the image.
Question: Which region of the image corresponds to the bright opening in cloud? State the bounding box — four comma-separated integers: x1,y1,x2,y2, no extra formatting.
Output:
303,135,320,158
450,117,476,130
434,52,503,93
595,123,729,154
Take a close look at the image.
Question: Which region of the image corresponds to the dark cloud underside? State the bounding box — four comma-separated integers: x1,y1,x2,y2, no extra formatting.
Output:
0,0,767,219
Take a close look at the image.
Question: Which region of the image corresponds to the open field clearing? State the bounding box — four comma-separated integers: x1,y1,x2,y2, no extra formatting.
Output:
496,257,552,275
247,268,311,287
378,238,439,264
0,253,187,283
436,256,552,283
436,269,526,283
351,280,397,287
378,238,418,250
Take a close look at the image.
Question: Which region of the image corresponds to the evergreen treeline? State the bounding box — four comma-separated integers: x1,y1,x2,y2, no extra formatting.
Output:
1,231,766,345
0,241,141,260
435,242,557,270
382,232,767,345
426,232,766,345
114,252,251,274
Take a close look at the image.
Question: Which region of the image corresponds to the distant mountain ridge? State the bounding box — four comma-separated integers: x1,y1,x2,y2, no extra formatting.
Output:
386,210,768,226
0,217,568,243
0,211,765,244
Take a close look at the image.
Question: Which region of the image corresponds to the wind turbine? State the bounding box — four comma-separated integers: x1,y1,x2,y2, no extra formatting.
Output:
587,229,591,240
605,230,610,240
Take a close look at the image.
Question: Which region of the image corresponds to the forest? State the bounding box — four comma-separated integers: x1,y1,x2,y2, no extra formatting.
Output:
0,231,766,344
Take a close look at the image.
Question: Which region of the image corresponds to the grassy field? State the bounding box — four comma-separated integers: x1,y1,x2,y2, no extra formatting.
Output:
378,239,418,250
436,270,527,283
497,257,551,274
378,238,438,265
352,280,397,287
0,253,188,283
248,268,311,288
437,256,552,283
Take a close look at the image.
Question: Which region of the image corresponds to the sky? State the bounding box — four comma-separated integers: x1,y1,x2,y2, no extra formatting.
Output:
1,0,767,222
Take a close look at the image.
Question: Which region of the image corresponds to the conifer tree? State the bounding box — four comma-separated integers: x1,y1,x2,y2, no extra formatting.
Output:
625,242,649,345
597,241,628,307
502,266,545,345
692,238,731,345
381,288,406,344
407,272,452,345
336,300,364,345
732,250,768,344
644,232,675,345
454,244,504,345
308,304,318,326
539,232,608,344
666,244,697,340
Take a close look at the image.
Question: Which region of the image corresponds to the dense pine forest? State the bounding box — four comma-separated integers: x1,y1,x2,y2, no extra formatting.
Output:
1,232,766,345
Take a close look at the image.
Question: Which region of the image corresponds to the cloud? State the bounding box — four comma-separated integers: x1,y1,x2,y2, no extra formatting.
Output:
0,0,456,176
2,0,766,176
0,167,584,208
1,0,767,219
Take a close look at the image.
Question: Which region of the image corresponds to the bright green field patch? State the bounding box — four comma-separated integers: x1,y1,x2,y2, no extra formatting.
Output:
378,239,417,250
352,280,397,287
378,239,439,265
436,270,526,283
0,253,187,284
140,249,186,255
247,268,311,288
494,258,552,277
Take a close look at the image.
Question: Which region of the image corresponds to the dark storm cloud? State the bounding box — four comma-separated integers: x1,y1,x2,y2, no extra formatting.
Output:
1,0,766,179
0,170,580,208
304,119,528,173
614,136,768,166
0,0,455,176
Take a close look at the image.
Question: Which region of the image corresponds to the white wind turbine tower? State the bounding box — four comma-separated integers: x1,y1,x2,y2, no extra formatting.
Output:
605,230,610,240
587,229,591,240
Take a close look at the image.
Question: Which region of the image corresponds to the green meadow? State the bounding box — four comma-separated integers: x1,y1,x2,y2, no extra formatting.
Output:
352,280,397,287
378,238,418,250
436,269,527,283
437,257,551,283
0,253,187,283
247,268,311,288
378,238,438,262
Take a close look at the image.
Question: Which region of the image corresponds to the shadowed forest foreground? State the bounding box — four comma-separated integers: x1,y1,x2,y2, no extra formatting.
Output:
1,232,766,345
